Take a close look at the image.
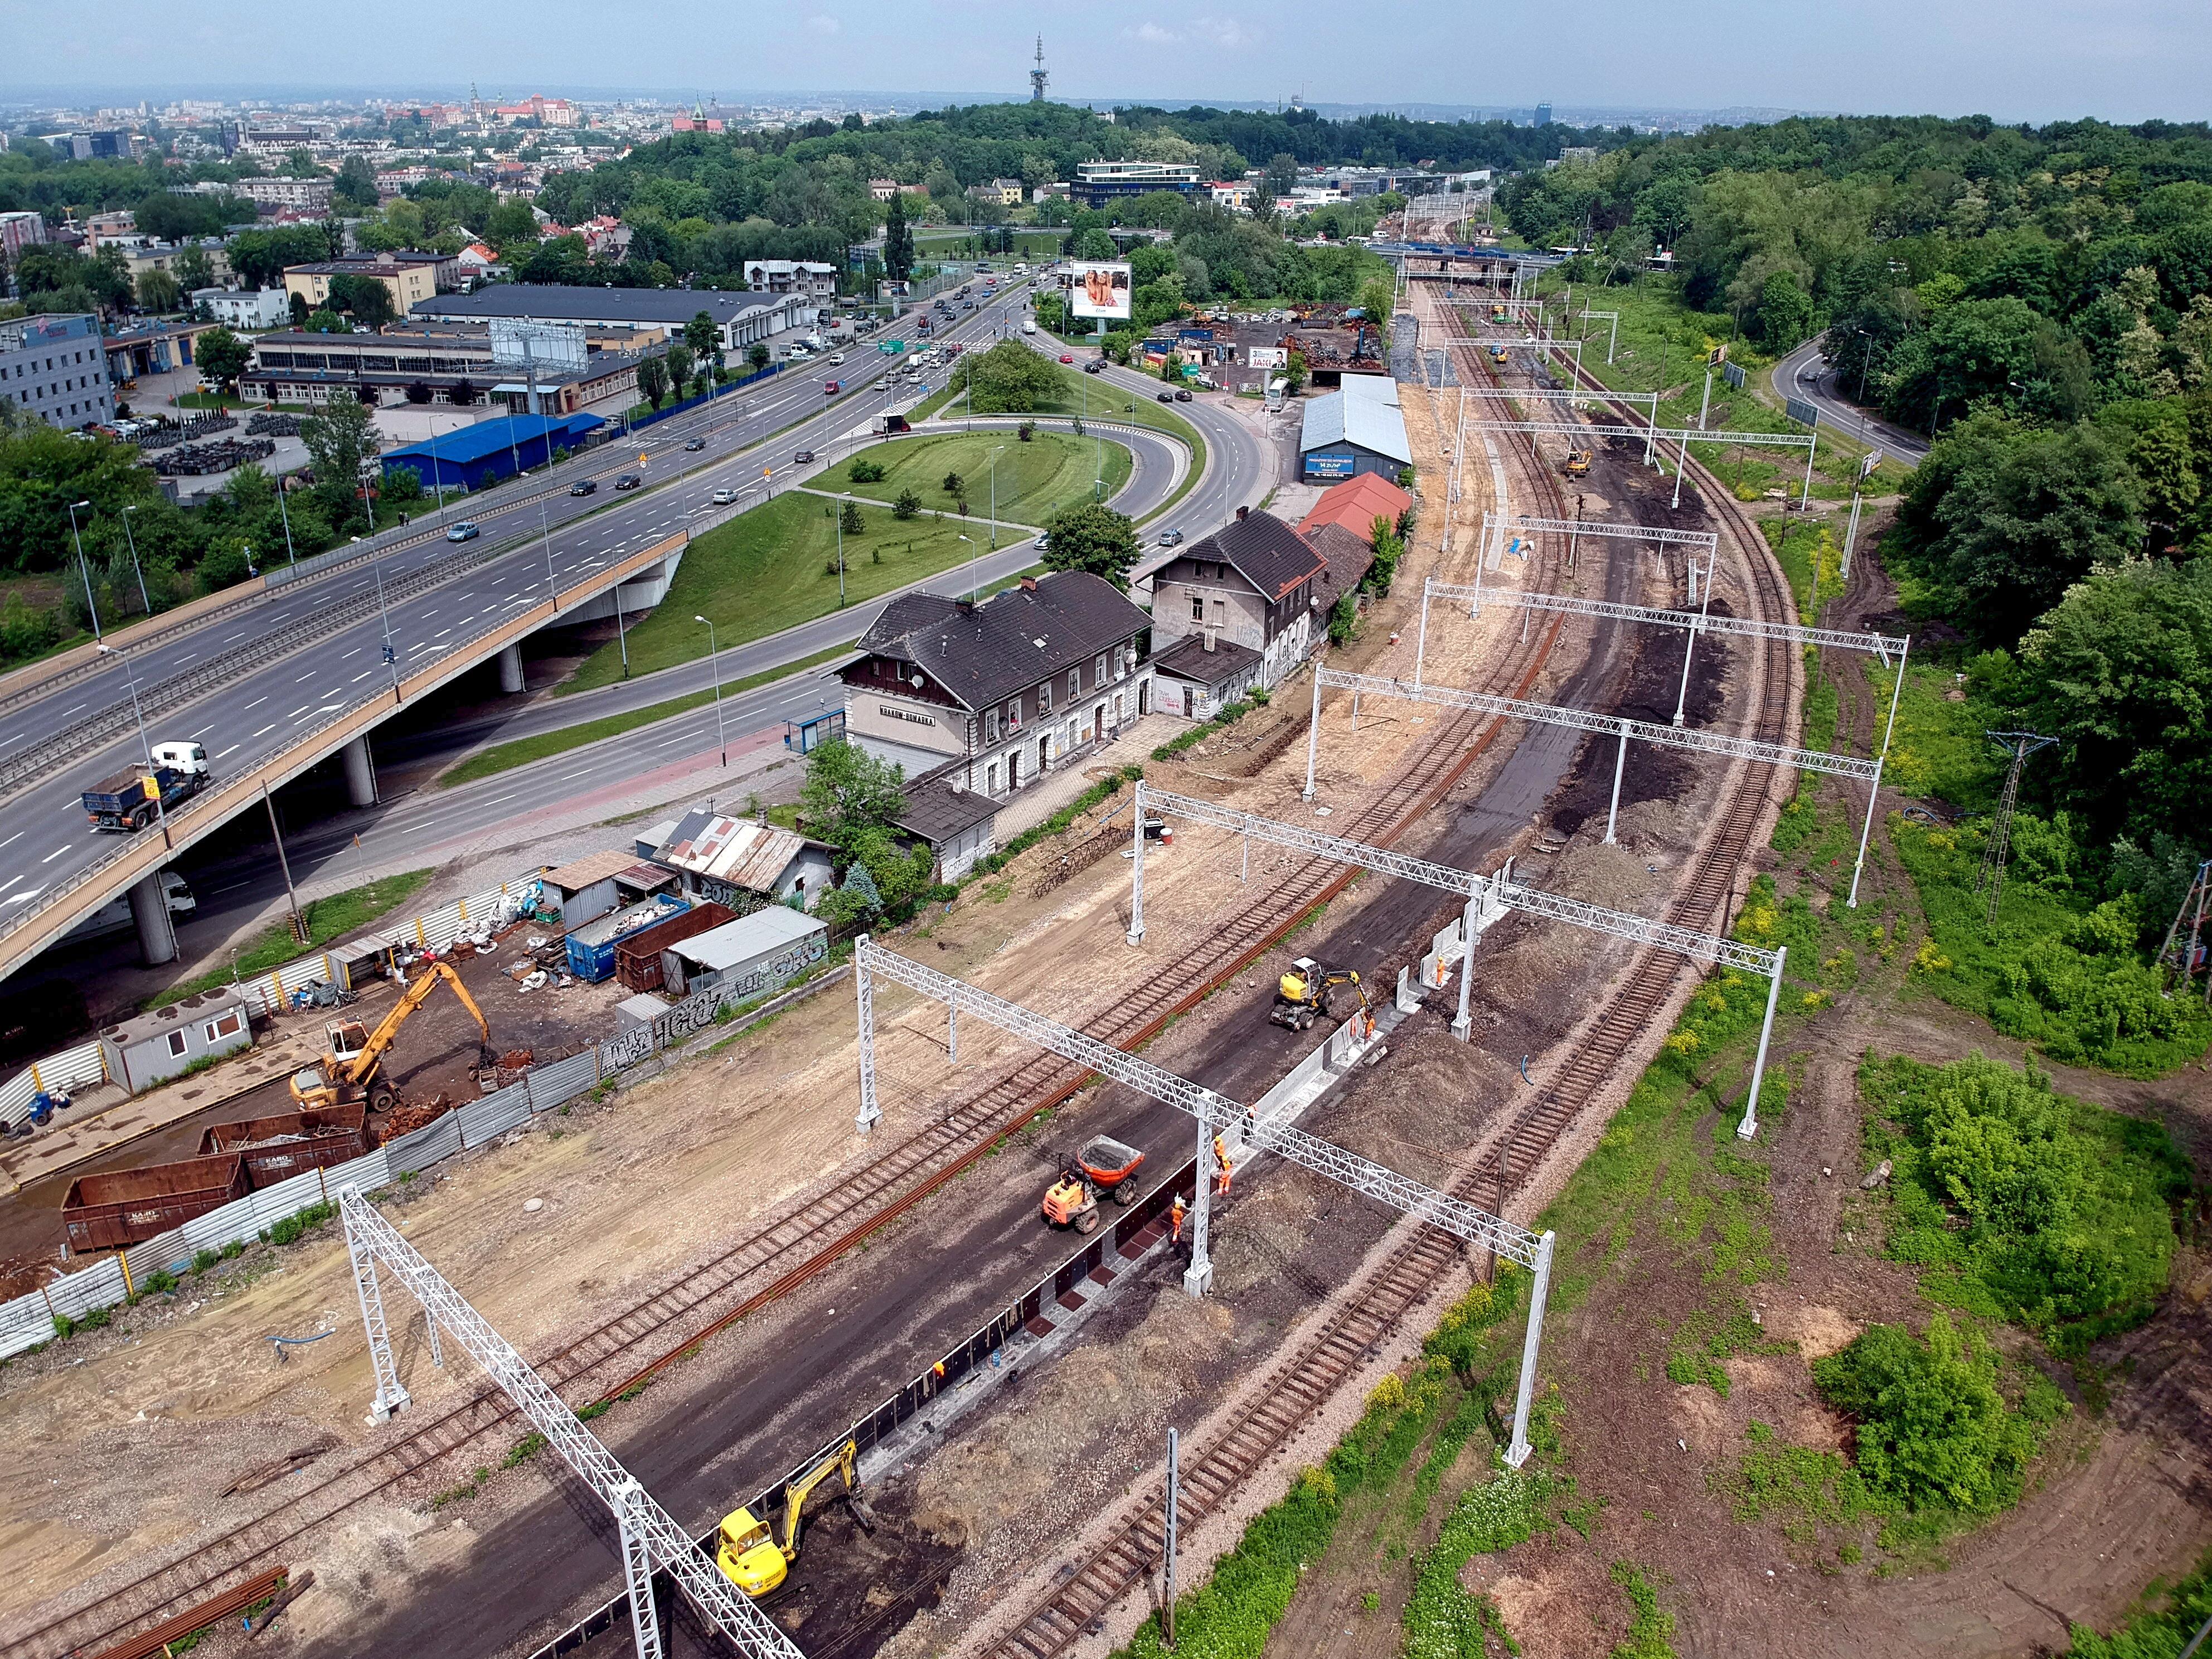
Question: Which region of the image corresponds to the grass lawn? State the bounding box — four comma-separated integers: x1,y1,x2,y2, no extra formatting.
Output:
561,491,1006,692
440,642,856,787
149,868,435,1008
817,430,1131,527
169,391,311,412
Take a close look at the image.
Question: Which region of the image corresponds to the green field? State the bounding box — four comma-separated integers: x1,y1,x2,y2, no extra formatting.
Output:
562,491,1011,692
818,430,1132,527
148,869,434,1008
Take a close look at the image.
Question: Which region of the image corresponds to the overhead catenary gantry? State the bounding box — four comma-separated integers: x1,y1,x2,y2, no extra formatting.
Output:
1123,782,1788,1133
342,1188,804,1659
850,937,1561,1467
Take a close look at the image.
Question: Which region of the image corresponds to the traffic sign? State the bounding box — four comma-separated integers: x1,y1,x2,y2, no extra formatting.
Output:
1861,450,1882,478
1784,397,1821,429
1707,343,1729,367
637,452,648,465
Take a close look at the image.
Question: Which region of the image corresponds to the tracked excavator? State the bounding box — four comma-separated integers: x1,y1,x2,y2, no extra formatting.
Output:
1269,957,1372,1032
288,959,492,1112
716,1438,874,1598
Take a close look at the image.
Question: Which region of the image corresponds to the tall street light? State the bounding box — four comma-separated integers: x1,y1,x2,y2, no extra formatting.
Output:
98,643,169,846
118,504,151,615
987,444,1007,552
65,499,101,643
697,615,726,766
274,476,297,565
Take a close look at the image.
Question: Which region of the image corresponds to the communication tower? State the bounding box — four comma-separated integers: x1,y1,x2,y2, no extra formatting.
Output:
1031,36,1049,102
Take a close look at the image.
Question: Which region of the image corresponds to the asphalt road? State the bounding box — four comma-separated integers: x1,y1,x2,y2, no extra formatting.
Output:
1771,339,1929,463
318,438,1650,1659
0,285,1051,974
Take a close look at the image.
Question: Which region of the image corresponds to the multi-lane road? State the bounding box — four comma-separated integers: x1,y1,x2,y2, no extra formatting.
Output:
1770,338,1930,462
0,283,1279,982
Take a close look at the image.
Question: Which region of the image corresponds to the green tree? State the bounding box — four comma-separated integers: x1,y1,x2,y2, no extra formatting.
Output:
683,309,721,371
1283,350,1308,396
171,246,215,294
333,156,379,214
883,188,915,282
665,344,695,400
637,355,670,408
135,269,181,314
194,327,251,394
800,736,907,852
300,394,380,530
1893,410,2146,647
746,341,771,374
1041,502,1142,589
950,339,1058,413
2019,559,2212,847
840,498,864,535
289,292,311,327
484,198,540,253
1882,297,2092,431
1755,270,1813,352
893,487,921,520
1264,153,1299,194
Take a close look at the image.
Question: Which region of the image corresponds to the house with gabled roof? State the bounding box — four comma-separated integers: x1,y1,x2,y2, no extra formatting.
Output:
1147,507,1328,716
836,571,1154,800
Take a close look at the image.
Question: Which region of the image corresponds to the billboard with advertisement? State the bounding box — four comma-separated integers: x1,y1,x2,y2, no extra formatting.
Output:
1069,260,1133,321
1304,452,1357,479
1245,346,1287,370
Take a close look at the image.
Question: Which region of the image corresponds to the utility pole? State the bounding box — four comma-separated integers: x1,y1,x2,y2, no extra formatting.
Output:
261,782,308,945
2157,859,2212,1005
1162,1427,1179,1647
1976,731,2058,929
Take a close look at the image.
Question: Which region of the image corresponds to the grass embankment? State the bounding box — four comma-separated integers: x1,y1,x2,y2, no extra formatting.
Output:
562,486,1030,692
818,430,1131,525
439,642,858,788
1525,273,1910,500
148,869,434,1007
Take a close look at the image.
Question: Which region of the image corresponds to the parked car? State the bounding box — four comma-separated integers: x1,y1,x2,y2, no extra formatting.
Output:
794,449,816,463
614,474,642,492
447,521,479,542
1059,354,1074,363
569,479,597,496
683,436,706,452
711,488,738,505
1157,528,1185,546
1175,388,1194,401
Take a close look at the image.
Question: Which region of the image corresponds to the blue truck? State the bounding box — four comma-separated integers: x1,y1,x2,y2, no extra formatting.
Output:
81,744,210,833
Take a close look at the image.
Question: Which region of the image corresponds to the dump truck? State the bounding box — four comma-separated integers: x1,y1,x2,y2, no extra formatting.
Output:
1042,1135,1146,1234
716,1439,872,1598
81,743,210,832
1270,956,1371,1032
289,959,491,1112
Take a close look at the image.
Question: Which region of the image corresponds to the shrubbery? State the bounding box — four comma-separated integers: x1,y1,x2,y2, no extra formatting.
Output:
1861,1052,2186,1351
847,458,886,483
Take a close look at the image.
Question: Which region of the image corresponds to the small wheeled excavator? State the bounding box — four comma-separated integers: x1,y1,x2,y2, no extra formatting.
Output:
1561,447,1592,477
716,1438,874,1598
288,959,492,1112
1042,1136,1147,1235
1269,956,1371,1032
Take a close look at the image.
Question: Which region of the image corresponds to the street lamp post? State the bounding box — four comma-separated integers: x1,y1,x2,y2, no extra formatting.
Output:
66,499,101,643
118,504,151,615
696,615,727,765
98,643,169,846
274,477,297,565
988,444,1006,552
363,535,400,701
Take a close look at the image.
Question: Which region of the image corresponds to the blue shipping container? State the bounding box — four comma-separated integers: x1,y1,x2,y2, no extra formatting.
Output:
565,895,691,982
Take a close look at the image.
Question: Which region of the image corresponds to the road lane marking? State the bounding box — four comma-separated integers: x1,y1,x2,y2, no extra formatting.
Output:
244,696,266,711
41,843,70,863
60,703,86,717
216,744,239,759
287,705,309,717
0,832,20,853
4,888,42,906
353,671,374,682
339,647,362,660
252,724,276,737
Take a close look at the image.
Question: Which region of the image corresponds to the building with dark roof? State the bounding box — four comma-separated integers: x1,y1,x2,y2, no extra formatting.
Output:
838,571,1154,799
381,412,607,492
894,759,1001,881
1147,507,1328,697
411,285,816,354
1301,521,1379,618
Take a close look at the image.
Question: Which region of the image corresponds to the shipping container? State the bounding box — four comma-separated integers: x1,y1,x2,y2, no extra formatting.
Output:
565,894,691,983
614,901,738,993
61,1154,251,1251
197,1104,368,1189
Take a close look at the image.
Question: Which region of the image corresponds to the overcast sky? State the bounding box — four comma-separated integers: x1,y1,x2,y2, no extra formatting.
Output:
5,0,2207,124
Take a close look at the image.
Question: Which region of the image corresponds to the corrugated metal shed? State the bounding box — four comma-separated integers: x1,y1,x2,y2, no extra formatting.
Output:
656,813,812,892
1299,375,1411,466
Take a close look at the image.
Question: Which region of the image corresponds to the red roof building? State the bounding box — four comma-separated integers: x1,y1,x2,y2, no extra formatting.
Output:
1298,472,1413,544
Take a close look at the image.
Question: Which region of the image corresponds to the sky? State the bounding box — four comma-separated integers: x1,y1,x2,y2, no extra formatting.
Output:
4,0,2209,124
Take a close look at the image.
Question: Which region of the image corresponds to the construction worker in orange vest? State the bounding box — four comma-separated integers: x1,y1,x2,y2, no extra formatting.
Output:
1213,1134,1233,1196
1170,1192,1185,1244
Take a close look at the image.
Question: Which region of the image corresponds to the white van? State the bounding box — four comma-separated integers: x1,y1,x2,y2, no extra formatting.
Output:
1021,319,1038,335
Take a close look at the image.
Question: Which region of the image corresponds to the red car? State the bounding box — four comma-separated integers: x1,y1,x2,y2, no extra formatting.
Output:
1059,353,1074,363
824,380,841,395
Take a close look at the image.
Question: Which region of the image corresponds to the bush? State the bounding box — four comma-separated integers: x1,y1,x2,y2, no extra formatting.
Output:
264,1200,336,1247
1811,1314,2048,1516
848,458,887,483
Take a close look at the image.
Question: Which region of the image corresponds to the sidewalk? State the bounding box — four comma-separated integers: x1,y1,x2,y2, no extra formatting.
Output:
994,712,1178,842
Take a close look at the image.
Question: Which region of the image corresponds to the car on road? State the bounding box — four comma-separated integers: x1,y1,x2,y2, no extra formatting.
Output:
1156,390,1175,402
824,380,841,395
828,352,846,364
614,474,642,491
794,449,816,463
1084,361,1105,373
1157,528,1184,546
683,436,706,451
447,521,479,541
1174,388,1193,401
711,488,738,505
570,479,598,496
1059,354,1074,363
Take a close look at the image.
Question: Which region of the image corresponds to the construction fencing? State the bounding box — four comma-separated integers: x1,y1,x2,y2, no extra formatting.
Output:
0,942,848,1362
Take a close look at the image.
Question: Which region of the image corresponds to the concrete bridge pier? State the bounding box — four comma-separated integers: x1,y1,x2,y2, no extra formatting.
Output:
129,870,178,966
497,643,525,695
342,735,379,807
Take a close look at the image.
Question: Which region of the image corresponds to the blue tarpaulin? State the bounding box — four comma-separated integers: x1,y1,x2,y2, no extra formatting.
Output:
382,413,607,493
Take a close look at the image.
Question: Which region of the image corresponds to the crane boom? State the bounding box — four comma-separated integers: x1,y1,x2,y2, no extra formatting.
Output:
343,961,489,1084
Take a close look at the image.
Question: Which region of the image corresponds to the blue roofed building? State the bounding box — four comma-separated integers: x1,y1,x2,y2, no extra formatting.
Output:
381,411,606,493
1297,374,1412,482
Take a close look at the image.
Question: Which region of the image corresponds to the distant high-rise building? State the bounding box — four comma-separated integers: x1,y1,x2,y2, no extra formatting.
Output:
1031,35,1049,102
1535,102,1554,127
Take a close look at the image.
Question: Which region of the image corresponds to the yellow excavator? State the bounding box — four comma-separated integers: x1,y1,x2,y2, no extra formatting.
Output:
1269,956,1372,1032
716,1439,873,1598
288,959,492,1112
1562,447,1592,477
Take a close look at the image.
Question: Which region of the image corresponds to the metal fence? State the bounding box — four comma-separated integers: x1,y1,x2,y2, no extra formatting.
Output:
0,925,845,1362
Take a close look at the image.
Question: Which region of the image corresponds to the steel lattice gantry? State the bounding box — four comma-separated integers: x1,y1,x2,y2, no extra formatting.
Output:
341,1189,804,1659
851,938,1560,1468
1128,782,1787,1134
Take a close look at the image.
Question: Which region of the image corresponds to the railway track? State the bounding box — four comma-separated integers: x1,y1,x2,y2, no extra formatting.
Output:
974,287,1804,1659
18,453,1578,1659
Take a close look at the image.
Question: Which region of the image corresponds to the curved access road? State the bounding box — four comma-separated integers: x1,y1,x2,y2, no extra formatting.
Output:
1772,339,1930,463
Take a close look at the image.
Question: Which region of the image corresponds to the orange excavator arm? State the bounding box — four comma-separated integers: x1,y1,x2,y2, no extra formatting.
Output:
342,961,490,1083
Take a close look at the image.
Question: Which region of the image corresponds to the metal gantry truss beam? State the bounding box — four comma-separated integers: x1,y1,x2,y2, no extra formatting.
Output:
851,937,1558,1464
341,1190,802,1659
